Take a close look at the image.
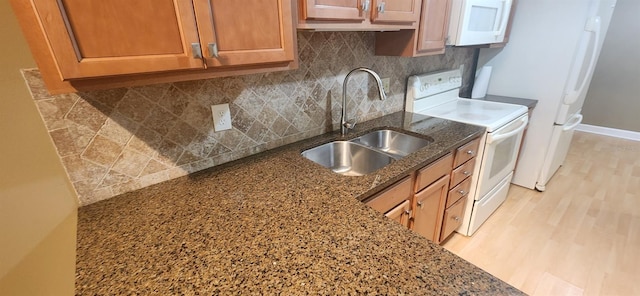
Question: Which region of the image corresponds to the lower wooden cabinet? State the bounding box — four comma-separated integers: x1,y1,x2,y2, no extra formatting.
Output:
365,176,412,214
363,136,480,244
412,175,449,242
440,196,466,241
385,200,412,228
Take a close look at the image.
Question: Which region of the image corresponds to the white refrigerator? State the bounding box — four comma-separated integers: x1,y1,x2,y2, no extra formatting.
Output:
477,0,617,191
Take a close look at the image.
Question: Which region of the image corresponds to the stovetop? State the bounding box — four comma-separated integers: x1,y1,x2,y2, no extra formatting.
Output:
406,69,527,132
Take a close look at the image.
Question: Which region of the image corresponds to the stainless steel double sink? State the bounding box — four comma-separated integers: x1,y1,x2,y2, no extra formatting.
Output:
301,129,433,176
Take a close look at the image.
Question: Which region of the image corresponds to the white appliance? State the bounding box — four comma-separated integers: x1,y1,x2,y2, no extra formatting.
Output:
447,0,513,46
478,0,617,191
406,68,528,236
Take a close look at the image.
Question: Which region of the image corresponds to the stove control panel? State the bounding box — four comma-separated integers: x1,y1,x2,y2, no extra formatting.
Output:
407,68,462,100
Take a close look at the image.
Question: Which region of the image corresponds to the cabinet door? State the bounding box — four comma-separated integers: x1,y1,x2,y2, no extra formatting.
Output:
371,0,420,24
412,175,449,242
416,0,450,54
302,0,365,21
30,0,204,79
193,0,296,68
385,200,412,228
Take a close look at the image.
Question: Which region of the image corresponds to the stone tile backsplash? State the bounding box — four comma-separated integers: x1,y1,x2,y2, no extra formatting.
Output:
24,31,474,206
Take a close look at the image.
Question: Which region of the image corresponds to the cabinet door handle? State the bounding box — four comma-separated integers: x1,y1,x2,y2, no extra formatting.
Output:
191,43,202,59
453,216,460,221
378,2,385,13
362,0,370,12
208,43,219,58
417,201,423,208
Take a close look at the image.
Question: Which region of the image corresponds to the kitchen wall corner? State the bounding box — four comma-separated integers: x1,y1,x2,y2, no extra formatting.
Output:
25,31,475,206
1,1,76,294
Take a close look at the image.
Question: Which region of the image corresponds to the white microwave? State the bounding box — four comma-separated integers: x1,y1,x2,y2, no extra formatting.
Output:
447,0,513,46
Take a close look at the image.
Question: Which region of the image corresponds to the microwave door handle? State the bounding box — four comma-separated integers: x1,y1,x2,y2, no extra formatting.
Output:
494,0,512,36
486,116,528,144
564,16,601,105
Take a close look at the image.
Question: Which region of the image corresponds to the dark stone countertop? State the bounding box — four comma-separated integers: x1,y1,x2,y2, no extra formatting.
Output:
76,111,524,295
481,94,538,109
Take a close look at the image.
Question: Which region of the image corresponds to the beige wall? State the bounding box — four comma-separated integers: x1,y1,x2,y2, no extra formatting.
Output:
0,2,77,295
582,0,640,132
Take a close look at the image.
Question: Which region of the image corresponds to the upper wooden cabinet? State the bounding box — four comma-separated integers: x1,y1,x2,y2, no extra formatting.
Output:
193,0,295,68
30,0,204,79
371,0,421,24
298,0,421,30
375,0,451,57
302,0,365,21
11,0,297,93
415,0,451,53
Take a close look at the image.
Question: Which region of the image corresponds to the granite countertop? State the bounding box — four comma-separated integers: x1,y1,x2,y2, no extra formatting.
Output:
76,111,523,295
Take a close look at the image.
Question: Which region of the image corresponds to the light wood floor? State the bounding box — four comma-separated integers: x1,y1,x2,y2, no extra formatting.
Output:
443,131,640,296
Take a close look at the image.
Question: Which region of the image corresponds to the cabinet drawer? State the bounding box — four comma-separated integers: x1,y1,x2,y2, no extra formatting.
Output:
440,197,466,241
365,177,412,214
447,177,471,208
415,154,453,193
454,138,480,168
450,158,475,189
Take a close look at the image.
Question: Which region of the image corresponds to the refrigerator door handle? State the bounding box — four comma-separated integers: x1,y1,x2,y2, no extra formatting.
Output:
564,16,602,105
562,114,583,131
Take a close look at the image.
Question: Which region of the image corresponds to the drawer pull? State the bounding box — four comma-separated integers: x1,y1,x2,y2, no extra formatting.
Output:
458,190,467,196
453,216,460,221
466,150,474,155
462,171,470,176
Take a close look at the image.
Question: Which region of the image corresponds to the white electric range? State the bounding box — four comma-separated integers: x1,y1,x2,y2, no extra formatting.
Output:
406,68,528,236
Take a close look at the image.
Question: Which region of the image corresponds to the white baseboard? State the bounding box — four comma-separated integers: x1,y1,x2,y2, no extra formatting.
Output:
576,124,640,141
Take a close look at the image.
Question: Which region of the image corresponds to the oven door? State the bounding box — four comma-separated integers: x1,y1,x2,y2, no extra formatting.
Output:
476,114,527,199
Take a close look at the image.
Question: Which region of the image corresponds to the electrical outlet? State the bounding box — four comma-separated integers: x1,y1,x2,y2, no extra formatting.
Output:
381,78,391,94
211,103,232,131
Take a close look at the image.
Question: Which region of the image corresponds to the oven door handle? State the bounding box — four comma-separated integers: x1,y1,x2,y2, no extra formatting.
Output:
486,116,528,144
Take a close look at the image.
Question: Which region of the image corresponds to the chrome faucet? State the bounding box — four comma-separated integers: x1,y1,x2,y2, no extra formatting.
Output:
341,67,387,136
